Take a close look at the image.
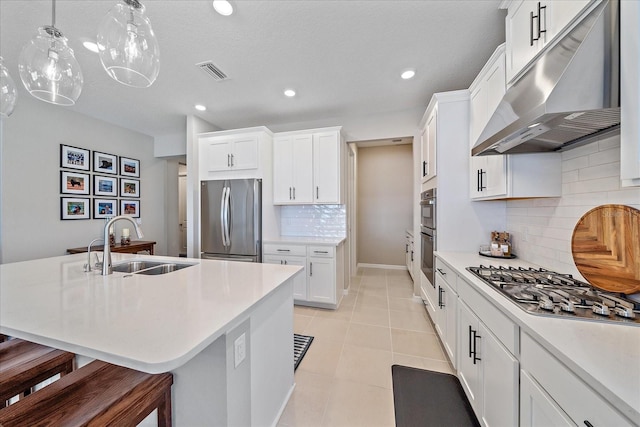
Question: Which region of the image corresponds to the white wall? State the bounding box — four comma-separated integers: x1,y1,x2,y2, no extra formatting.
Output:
506,135,640,282
0,96,167,263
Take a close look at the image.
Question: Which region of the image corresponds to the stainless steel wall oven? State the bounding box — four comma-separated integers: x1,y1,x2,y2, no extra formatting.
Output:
420,189,436,288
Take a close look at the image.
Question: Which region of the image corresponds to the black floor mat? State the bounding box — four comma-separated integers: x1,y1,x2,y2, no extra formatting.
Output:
293,334,314,371
392,365,480,427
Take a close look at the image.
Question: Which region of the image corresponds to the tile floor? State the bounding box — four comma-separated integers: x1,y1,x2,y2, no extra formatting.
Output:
278,267,453,427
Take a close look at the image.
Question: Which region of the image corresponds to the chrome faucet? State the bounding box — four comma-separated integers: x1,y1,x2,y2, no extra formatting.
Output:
102,215,144,275
84,237,105,272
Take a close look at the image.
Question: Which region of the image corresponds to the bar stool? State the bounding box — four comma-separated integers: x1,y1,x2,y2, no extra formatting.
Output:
0,339,74,408
0,360,174,426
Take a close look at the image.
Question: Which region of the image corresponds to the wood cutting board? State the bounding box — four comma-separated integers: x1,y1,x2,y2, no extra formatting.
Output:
571,205,640,294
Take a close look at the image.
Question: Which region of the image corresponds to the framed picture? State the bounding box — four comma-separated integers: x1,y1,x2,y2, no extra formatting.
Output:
94,175,118,197
93,151,117,174
120,157,140,177
60,144,90,171
61,197,90,220
120,178,140,198
60,171,90,195
93,198,117,219
120,199,140,218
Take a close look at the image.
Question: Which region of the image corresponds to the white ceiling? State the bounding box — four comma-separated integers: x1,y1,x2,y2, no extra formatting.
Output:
0,1,506,139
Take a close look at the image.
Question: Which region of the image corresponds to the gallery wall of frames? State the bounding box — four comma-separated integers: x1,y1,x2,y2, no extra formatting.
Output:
59,144,141,221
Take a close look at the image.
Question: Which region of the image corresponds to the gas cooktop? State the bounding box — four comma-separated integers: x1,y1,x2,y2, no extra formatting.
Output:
467,265,640,325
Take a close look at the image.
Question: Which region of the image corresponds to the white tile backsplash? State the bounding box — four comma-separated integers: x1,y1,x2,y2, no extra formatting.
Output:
280,205,346,238
506,135,640,279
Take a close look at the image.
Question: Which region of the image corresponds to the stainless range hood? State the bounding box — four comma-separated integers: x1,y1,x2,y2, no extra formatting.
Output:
472,0,620,156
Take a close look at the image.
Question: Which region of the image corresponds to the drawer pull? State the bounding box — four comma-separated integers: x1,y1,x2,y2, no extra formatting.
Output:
314,250,329,254
583,422,594,427
277,249,290,252
437,268,446,276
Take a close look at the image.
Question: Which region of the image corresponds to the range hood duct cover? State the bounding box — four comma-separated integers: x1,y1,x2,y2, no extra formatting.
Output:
472,0,620,156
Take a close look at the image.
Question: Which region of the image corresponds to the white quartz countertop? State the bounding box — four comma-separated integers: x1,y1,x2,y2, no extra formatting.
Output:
435,251,640,421
264,236,346,245
0,253,301,374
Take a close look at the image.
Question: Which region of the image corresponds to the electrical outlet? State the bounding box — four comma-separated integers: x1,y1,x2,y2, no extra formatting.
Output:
234,333,246,368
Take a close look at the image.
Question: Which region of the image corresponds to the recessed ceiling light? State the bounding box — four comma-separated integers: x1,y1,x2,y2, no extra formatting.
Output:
213,0,233,16
195,104,207,111
401,69,416,80
83,41,99,53
284,89,296,97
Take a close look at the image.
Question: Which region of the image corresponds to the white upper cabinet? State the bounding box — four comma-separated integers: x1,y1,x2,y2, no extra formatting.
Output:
198,127,272,182
421,107,437,183
469,44,561,200
313,131,341,203
204,135,259,172
505,0,593,83
273,127,344,205
621,0,640,187
273,134,313,203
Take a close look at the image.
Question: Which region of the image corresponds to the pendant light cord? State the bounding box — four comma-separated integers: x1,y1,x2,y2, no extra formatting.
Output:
51,0,56,28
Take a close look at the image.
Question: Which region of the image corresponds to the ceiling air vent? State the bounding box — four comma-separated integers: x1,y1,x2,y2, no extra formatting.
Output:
197,61,228,81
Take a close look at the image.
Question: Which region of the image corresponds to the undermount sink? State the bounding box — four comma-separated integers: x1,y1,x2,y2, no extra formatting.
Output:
112,260,195,275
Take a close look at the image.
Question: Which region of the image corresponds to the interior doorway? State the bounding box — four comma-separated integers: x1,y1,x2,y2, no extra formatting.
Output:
178,163,187,257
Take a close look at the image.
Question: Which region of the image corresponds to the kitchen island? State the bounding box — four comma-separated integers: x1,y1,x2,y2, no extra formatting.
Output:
0,253,302,426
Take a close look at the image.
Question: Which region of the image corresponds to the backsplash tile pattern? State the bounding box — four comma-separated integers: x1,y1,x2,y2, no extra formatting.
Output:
280,205,346,237
506,136,640,280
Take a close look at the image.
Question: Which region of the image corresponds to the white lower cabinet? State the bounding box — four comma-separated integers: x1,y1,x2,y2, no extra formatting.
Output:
435,273,457,366
264,242,343,309
457,300,519,427
520,370,575,427
520,333,636,427
263,254,307,300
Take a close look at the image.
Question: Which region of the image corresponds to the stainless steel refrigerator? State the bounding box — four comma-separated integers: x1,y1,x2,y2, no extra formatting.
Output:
200,179,261,262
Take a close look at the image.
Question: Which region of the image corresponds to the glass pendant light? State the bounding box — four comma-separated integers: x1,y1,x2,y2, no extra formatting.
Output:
17,0,83,106
0,57,18,117
97,0,160,88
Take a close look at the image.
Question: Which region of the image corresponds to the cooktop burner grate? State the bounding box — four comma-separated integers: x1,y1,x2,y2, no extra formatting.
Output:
467,265,640,325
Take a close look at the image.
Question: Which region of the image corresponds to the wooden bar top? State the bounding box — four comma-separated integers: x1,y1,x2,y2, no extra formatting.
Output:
67,241,156,255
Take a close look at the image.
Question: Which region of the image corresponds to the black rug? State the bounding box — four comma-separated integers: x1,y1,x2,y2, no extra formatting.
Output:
392,365,480,427
293,334,314,371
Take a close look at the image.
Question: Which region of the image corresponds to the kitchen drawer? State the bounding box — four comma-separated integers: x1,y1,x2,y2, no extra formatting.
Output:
457,277,518,355
521,333,635,427
264,243,306,257
307,246,335,258
435,258,457,290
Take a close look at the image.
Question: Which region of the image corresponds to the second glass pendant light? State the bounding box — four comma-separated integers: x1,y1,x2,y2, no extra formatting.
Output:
97,0,160,88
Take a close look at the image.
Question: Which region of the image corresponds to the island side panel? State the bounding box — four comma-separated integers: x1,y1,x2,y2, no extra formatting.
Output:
251,279,295,426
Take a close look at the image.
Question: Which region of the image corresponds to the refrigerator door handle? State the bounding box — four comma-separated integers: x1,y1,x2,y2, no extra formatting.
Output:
224,185,231,247
220,186,228,247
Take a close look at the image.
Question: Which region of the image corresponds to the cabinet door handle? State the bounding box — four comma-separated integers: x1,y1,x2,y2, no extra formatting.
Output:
316,186,319,199
230,153,234,167
583,422,594,427
293,187,296,200
405,244,408,253
411,250,414,262
289,187,292,200
530,10,534,46
277,249,290,252
437,268,445,276
472,329,482,365
280,260,283,265
480,169,487,191
537,2,547,40
309,262,313,276
227,154,231,167
477,169,481,192
438,286,444,308
423,161,427,177
284,260,288,265
468,325,473,359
